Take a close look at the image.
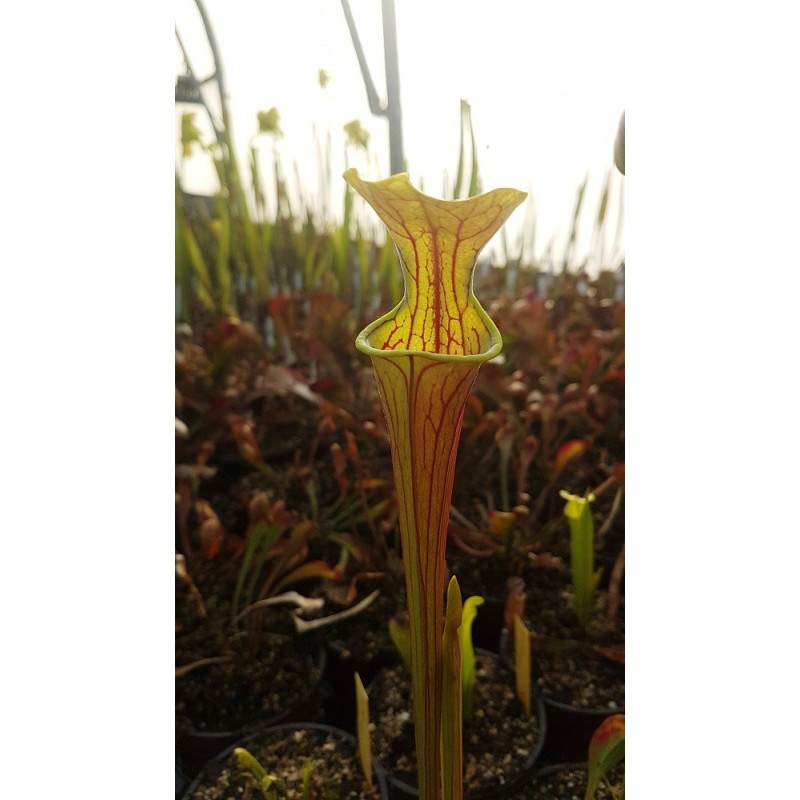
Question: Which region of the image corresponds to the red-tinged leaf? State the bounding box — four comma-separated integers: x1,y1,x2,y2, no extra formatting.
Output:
585,715,625,800
247,492,272,524
599,369,625,384
199,518,224,561
589,713,625,754
447,523,498,557
343,571,385,604
228,415,262,465
527,552,565,570
270,560,339,595
487,510,516,542
593,644,625,665
307,290,351,340
553,438,588,475
308,378,339,395
207,317,259,349
258,520,319,599
265,294,295,340
463,394,484,426
517,434,539,478
354,478,393,491
328,532,371,567
330,442,348,495
344,429,361,470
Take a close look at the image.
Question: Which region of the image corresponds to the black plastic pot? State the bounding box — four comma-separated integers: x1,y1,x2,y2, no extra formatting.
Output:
469,596,505,653
539,697,624,764
382,699,547,800
323,637,400,735
370,650,547,800
176,643,327,779
525,760,624,799
180,722,390,800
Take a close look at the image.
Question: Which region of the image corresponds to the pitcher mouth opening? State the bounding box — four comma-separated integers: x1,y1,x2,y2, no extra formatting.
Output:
355,300,503,364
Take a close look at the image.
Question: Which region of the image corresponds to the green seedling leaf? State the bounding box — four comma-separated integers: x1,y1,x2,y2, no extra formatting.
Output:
180,112,203,157
459,595,484,720
259,519,318,600
212,192,233,315
233,747,278,799
596,168,611,229
513,615,531,715
442,576,463,800
388,614,411,673
562,174,588,271
257,107,283,138
301,758,312,800
344,119,370,150
466,102,481,198
453,100,466,200
614,112,625,176
232,522,283,621
180,214,215,312
561,489,599,629
487,510,516,543
354,672,373,789
585,714,625,800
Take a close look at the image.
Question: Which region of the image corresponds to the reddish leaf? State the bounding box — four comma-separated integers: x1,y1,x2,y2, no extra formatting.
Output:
553,438,588,474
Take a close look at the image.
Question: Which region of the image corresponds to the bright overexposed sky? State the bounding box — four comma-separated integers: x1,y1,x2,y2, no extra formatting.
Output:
175,0,625,272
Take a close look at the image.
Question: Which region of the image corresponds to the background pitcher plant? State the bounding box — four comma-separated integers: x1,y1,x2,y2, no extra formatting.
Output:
346,168,526,799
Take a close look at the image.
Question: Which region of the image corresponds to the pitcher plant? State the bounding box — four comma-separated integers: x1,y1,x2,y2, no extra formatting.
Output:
345,168,526,799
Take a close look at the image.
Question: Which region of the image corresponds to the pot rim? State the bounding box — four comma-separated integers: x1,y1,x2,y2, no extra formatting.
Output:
369,649,548,800
541,694,625,716
178,641,327,739
180,721,390,800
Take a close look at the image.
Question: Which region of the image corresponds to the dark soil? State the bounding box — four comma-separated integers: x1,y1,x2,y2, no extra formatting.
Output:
513,763,625,799
446,548,519,601
320,590,405,733
369,653,543,797
176,551,324,738
176,632,321,735
430,562,625,712
520,566,624,642
535,650,623,711
521,568,625,711
323,589,406,675
185,724,386,800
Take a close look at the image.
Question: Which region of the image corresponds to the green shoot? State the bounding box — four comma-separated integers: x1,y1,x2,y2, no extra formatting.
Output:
585,714,625,800
301,758,312,800
354,672,373,789
388,612,411,673
441,577,463,800
513,615,531,715
560,489,603,629
233,747,278,799
388,593,484,719
459,595,484,720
